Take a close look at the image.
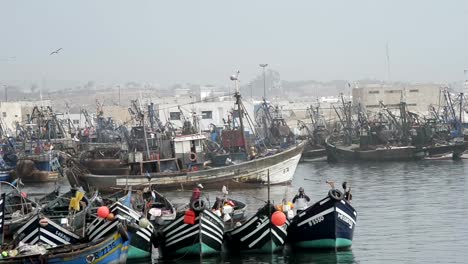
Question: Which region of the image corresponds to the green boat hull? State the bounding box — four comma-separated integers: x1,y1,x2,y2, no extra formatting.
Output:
243,239,282,254
294,238,352,249
173,243,219,256
127,245,151,260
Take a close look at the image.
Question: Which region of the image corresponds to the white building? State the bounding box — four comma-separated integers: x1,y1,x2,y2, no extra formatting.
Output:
352,84,441,115
157,97,255,133
0,100,52,135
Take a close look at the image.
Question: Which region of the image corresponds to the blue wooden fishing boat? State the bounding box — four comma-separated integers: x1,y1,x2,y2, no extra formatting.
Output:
0,191,148,263
287,189,357,249
0,227,130,264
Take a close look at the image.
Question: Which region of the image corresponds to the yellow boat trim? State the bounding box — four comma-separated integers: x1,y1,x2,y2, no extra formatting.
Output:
95,234,124,263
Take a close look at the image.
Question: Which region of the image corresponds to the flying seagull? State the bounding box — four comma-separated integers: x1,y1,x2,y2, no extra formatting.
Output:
49,48,62,55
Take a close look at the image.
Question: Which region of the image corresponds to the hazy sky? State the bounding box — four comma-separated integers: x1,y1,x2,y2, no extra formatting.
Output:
1,0,468,88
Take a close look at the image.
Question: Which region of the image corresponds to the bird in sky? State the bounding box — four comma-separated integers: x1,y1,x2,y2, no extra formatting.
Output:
49,48,62,55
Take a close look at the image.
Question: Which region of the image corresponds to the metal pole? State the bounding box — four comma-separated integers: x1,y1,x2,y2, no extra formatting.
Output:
263,67,266,99
259,64,268,99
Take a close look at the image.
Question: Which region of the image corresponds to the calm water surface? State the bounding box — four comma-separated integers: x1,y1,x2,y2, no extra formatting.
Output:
24,159,468,263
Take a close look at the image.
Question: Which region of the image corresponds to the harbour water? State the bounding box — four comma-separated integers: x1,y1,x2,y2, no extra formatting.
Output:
23,159,468,263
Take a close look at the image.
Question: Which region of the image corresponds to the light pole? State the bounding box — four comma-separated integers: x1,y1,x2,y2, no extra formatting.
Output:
259,64,268,99
117,85,121,106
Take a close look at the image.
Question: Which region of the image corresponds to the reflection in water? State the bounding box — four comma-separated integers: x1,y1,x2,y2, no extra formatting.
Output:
145,249,355,264
285,249,355,264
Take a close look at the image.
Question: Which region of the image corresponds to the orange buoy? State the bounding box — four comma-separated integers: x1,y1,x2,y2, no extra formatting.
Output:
106,213,115,221
97,206,110,218
271,211,286,226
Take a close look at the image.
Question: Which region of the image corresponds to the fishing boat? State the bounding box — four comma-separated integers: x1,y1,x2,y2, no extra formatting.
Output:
326,98,429,162
0,183,39,237
0,143,17,182
68,139,304,191
12,105,76,182
1,219,131,264
157,200,224,258
14,151,62,182
143,188,177,227
68,99,304,191
288,189,357,249
2,191,151,262
297,104,328,161
87,194,154,260
326,137,425,162
224,202,288,253
12,189,92,248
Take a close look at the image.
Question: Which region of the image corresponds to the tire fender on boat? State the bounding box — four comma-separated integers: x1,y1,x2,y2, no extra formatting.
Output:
328,189,344,201
189,152,197,162
86,254,96,263
190,199,205,212
117,223,129,241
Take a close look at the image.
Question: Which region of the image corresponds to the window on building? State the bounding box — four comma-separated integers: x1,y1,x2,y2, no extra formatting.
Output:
201,111,212,119
409,89,419,93
2,112,6,118
407,103,417,106
368,91,380,94
169,112,181,120
384,90,400,94
73,120,80,124
365,105,380,108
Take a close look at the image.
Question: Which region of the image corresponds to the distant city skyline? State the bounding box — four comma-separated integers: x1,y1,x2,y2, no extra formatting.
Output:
1,1,468,88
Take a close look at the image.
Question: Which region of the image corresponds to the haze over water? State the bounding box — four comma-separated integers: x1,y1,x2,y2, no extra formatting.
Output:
26,159,468,263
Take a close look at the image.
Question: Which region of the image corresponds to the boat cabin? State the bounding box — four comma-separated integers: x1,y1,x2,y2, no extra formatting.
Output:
172,134,206,167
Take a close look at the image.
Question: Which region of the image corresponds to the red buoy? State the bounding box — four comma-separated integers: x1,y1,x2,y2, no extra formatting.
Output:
184,209,196,225
271,211,286,226
97,206,110,218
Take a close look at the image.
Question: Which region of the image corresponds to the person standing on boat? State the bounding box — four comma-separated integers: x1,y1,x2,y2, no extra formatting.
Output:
293,187,310,213
342,182,352,201
190,184,203,203
190,183,208,211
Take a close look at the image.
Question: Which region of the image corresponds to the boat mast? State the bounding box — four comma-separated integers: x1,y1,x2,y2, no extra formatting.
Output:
231,71,248,153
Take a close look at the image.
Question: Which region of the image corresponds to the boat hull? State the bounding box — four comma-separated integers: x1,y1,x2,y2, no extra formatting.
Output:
87,201,154,260
159,209,224,258
15,159,59,182
423,143,466,159
288,194,357,249
73,142,305,191
326,140,424,162
224,204,288,253
1,232,130,264
0,170,12,182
